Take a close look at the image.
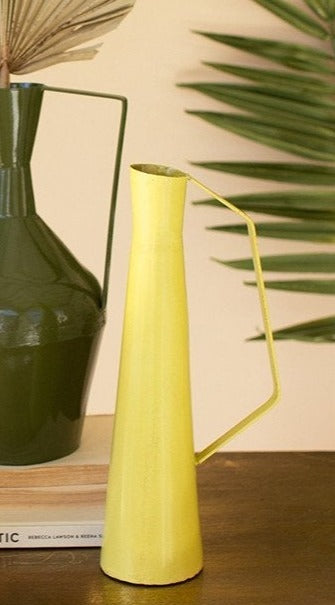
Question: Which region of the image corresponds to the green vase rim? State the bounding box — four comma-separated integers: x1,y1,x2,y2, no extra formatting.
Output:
0,82,44,92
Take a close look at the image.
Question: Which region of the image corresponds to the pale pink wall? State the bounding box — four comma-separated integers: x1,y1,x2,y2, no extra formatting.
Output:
14,0,335,450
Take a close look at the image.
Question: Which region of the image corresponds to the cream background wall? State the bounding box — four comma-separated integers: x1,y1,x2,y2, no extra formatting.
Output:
14,0,335,451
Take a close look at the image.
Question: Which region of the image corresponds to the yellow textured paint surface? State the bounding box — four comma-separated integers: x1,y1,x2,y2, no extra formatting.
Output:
100,165,280,585
101,165,203,584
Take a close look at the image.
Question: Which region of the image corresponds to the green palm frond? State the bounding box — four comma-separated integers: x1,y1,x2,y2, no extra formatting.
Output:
191,162,335,185
208,221,335,243
203,63,335,93
245,279,335,294
187,110,335,161
182,0,335,342
304,0,335,20
216,252,335,272
0,0,135,85
249,315,335,342
194,190,335,219
195,32,334,72
253,0,329,38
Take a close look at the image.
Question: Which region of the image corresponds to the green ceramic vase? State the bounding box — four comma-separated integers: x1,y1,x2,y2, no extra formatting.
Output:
0,83,105,465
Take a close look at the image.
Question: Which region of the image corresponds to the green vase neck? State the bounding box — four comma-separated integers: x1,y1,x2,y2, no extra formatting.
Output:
0,166,35,216
0,83,44,217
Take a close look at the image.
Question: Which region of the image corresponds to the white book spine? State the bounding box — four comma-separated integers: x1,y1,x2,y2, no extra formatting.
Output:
0,523,104,548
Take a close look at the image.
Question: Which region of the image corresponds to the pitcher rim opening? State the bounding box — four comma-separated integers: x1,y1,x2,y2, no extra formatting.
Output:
131,164,186,178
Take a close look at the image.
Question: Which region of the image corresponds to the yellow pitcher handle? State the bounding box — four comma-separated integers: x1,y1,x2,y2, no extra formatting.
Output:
188,175,281,465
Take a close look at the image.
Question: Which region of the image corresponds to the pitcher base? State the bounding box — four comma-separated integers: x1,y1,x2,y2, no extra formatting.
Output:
100,563,203,586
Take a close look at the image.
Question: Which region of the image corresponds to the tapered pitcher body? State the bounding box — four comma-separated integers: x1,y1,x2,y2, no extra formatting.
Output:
101,164,203,585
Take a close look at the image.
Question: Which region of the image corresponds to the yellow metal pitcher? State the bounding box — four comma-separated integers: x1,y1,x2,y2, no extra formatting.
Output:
100,164,280,585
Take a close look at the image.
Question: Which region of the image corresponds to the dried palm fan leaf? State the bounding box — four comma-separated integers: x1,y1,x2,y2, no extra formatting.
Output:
0,0,136,86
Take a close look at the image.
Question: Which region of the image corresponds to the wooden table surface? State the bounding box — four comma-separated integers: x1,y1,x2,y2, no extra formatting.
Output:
1,452,334,605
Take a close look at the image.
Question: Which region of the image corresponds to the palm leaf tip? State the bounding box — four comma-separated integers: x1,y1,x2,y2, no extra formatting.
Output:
244,279,335,294
0,0,136,85
211,221,335,243
248,315,335,342
217,253,335,273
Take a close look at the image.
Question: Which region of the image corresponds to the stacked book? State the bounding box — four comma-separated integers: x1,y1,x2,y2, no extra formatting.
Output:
0,415,113,548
